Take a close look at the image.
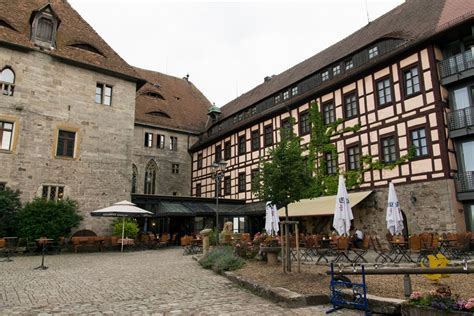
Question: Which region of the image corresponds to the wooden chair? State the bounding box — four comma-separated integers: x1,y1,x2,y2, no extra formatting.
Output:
334,236,352,263
408,235,425,263
160,233,170,247
371,235,392,263
352,235,370,263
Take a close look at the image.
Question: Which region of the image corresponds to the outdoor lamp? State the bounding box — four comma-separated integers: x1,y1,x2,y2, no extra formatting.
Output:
211,160,227,245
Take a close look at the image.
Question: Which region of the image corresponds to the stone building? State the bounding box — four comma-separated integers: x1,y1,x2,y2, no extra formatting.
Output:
189,0,474,235
0,0,141,233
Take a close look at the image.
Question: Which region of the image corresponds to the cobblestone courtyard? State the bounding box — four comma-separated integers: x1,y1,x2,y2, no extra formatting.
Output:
0,248,363,315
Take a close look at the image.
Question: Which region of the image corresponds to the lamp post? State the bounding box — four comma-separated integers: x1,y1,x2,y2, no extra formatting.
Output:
211,160,227,245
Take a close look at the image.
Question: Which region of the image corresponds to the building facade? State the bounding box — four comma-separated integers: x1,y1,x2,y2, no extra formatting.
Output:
190,0,474,235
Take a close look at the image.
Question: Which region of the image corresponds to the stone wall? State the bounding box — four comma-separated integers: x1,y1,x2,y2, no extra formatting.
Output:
0,47,136,235
353,178,464,236
132,125,198,196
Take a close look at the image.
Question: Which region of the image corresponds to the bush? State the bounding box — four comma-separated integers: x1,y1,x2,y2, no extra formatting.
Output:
17,198,82,240
112,218,139,239
0,187,21,237
199,246,245,273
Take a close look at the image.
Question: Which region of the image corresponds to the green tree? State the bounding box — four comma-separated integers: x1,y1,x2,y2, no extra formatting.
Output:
0,188,21,237
112,218,139,239
252,119,311,271
17,198,82,240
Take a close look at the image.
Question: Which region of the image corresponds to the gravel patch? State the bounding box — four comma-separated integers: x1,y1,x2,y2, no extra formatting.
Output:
233,260,474,299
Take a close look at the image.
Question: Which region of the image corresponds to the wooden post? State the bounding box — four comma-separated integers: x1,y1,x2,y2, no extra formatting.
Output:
295,223,300,273
281,222,285,273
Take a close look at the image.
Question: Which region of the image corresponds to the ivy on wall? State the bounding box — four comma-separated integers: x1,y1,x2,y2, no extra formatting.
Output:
306,101,415,197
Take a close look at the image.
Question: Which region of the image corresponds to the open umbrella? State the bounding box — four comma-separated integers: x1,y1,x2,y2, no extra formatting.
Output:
265,202,280,235
332,175,353,236
91,200,153,252
386,182,404,235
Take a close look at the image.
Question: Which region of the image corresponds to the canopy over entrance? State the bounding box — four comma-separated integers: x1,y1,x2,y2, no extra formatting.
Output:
277,191,373,217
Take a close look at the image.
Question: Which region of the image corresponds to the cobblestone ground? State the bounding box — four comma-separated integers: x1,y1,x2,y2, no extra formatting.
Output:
0,248,362,315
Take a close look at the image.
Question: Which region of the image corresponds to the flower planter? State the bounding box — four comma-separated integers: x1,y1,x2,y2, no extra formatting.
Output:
402,304,473,316
261,246,280,265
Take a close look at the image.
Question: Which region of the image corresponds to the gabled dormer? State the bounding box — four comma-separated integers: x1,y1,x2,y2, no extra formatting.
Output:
30,4,60,50
207,103,221,124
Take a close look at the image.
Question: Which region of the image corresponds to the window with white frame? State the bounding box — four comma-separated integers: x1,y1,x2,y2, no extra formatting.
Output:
345,59,354,70
369,46,379,59
322,70,329,81
283,90,290,100
291,86,298,96
333,65,341,76
274,95,281,104
169,136,178,151
144,133,153,147
0,121,13,151
95,83,112,105
0,67,15,96
233,217,246,233
157,134,165,148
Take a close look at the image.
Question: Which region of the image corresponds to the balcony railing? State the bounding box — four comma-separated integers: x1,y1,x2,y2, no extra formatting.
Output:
447,106,474,131
455,171,474,193
438,49,474,79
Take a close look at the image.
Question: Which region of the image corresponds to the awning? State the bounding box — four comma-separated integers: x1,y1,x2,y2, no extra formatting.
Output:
277,191,373,217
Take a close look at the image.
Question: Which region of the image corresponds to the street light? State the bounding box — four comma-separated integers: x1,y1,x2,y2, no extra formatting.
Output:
211,160,227,245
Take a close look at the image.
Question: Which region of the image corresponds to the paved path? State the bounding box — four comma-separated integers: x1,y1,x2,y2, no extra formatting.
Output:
0,248,362,315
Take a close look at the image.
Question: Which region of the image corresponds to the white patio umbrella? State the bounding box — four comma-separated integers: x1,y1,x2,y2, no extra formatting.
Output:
91,200,153,252
386,182,404,235
332,175,354,236
265,202,280,235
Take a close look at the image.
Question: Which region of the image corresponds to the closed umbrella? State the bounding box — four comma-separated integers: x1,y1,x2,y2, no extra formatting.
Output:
386,182,404,235
333,175,353,236
91,200,153,252
271,203,280,235
265,202,280,235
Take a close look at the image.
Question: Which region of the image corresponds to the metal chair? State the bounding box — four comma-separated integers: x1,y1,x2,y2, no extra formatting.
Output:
371,235,392,263
352,235,370,263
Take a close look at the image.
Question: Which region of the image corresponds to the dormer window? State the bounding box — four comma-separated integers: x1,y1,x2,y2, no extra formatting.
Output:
31,5,59,49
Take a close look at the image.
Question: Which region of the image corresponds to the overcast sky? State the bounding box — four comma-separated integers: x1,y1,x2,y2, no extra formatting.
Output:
69,0,405,107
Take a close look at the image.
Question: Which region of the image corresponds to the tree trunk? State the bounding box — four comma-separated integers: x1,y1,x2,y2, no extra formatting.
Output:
285,204,291,272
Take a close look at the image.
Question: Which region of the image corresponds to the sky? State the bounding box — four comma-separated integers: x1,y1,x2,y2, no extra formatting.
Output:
69,0,405,107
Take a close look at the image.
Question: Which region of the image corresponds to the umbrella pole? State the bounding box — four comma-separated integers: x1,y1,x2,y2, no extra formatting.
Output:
121,217,125,252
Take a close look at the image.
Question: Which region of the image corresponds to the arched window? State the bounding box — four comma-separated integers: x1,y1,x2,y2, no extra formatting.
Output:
144,160,157,195
131,164,138,194
0,67,15,96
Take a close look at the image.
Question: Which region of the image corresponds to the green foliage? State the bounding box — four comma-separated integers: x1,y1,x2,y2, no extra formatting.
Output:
17,198,82,240
252,118,312,217
0,187,21,237
306,101,415,196
112,218,139,239
199,246,245,273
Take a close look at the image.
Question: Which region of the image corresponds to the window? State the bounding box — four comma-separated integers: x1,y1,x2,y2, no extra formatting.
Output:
0,182,5,191
95,83,112,106
283,91,290,100
344,93,358,118
299,111,311,135
42,185,64,201
37,17,54,42
333,65,341,76
196,183,202,197
0,67,15,96
251,106,257,115
275,95,281,104
410,128,428,157
144,160,157,194
347,146,360,170
224,176,231,195
322,70,329,81
369,46,379,59
0,121,13,151
345,59,354,70
157,134,165,149
233,217,245,233
264,125,273,146
144,133,153,148
376,77,393,106
172,163,179,174
381,136,397,163
280,118,291,139
403,66,421,97
131,165,137,194
31,7,58,49
325,152,337,175
251,130,260,151
224,141,231,160
323,102,335,125
169,136,178,151
197,153,203,169
215,144,222,162
238,135,246,155
56,130,76,158
251,169,258,191
238,172,246,192
292,86,298,96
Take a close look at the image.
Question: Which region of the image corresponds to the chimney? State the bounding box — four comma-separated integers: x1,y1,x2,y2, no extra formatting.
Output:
264,76,272,83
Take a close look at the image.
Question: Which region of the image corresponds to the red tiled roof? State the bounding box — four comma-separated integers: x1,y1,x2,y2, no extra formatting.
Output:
0,0,139,80
218,0,474,121
134,67,211,133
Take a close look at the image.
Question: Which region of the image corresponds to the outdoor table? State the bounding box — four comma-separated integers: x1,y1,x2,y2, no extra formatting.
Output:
390,241,412,263
1,237,18,262
35,238,53,270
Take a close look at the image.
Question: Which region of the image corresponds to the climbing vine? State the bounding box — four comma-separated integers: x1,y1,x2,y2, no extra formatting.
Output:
306,101,415,197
